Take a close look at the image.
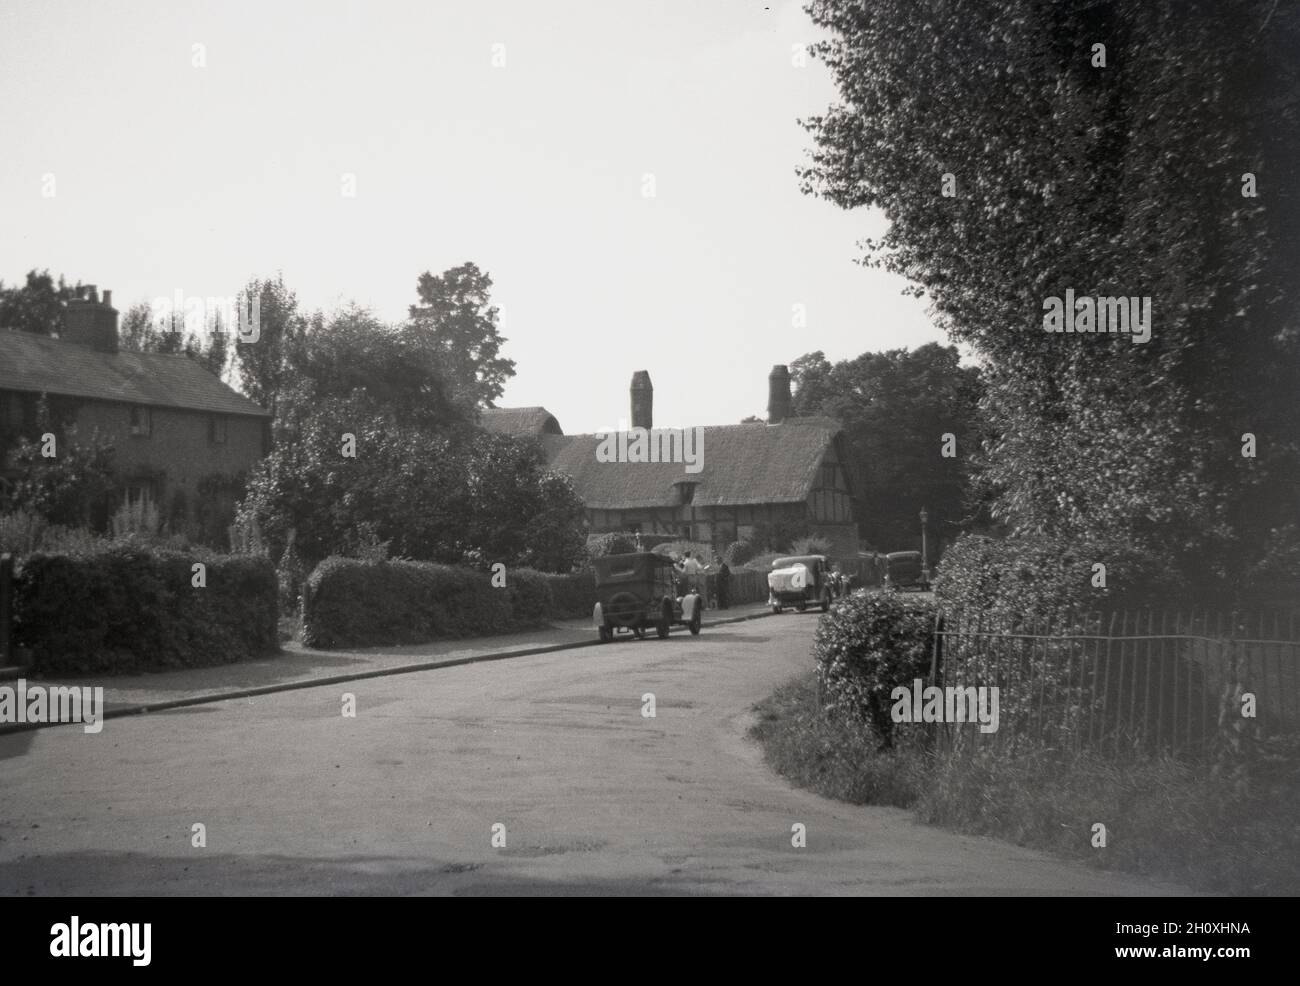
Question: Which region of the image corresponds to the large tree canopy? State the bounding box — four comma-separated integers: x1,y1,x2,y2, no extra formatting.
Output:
801,0,1300,588
790,343,984,553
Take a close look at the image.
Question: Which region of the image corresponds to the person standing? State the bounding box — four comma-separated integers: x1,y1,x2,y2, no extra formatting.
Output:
677,550,708,605
716,558,732,609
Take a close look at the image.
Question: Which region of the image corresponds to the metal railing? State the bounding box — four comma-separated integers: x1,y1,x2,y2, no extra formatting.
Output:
929,610,1300,761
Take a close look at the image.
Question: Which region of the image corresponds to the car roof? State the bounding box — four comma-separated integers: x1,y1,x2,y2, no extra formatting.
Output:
773,554,825,568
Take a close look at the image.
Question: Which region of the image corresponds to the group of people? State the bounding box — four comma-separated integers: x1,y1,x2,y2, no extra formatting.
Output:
670,550,732,610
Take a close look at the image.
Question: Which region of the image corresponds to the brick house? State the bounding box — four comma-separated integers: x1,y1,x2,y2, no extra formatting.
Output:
480,366,861,555
0,286,270,532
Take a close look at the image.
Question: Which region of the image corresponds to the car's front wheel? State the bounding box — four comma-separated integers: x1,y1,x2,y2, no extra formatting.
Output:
689,604,702,635
599,625,612,643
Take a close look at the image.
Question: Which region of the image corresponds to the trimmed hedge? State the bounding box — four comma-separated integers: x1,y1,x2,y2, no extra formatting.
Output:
543,568,598,620
814,591,939,747
16,545,279,675
301,558,565,649
933,533,1189,627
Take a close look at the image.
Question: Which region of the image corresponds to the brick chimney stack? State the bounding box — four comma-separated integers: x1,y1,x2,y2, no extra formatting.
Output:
768,364,791,424
63,284,119,353
630,370,652,430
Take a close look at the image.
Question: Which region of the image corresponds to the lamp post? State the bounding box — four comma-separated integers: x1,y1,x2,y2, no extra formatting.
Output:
919,507,930,588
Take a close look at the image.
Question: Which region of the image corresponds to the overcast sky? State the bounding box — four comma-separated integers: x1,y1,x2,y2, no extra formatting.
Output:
0,0,948,433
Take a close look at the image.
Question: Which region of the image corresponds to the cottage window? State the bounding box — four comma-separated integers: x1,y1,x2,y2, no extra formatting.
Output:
129,405,152,437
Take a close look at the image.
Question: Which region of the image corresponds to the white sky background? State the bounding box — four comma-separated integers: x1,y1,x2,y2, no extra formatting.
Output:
0,0,948,434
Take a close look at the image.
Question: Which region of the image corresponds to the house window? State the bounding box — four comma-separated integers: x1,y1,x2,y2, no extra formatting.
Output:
209,415,228,445
129,405,152,437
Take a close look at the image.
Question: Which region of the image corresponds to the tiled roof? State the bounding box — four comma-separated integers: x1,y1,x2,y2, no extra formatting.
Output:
0,331,270,418
478,406,563,438
540,417,843,509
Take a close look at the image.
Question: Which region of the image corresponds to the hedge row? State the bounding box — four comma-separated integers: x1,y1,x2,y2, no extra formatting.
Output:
15,545,279,675
933,533,1189,627
301,557,577,649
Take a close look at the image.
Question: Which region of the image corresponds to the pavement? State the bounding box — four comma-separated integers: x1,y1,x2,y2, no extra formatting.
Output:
15,601,777,721
0,611,1186,895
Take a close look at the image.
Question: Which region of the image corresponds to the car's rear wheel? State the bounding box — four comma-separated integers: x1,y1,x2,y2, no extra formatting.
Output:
689,604,702,635
796,602,807,612
657,601,672,639
599,625,612,643
771,603,781,614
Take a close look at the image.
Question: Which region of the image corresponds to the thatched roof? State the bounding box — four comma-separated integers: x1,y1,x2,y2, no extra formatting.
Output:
478,406,563,438
541,417,844,509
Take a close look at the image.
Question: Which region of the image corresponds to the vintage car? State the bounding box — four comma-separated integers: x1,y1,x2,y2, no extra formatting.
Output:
883,550,930,591
592,552,703,642
767,554,834,614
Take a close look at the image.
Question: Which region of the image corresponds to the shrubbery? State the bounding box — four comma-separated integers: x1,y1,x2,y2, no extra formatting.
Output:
585,532,638,559
813,591,938,747
301,558,561,649
933,533,1190,627
15,544,278,675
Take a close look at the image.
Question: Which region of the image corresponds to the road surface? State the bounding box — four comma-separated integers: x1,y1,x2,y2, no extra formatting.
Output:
0,618,1182,895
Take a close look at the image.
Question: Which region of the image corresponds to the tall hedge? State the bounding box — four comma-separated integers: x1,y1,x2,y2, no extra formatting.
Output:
933,533,1190,628
301,558,560,649
16,545,279,675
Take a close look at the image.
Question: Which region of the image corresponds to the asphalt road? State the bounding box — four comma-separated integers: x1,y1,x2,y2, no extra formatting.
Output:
0,618,1182,895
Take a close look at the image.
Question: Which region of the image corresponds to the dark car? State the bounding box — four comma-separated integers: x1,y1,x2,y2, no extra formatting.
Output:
592,552,703,642
767,554,834,614
883,550,930,591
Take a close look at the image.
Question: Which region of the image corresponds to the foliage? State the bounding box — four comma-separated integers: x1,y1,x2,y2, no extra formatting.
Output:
300,557,554,649
586,532,640,559
0,428,116,527
933,532,1192,626
813,591,938,748
790,535,832,557
0,269,83,335
789,344,984,551
234,274,307,419
407,262,516,409
15,545,278,674
110,494,162,538
800,0,1300,590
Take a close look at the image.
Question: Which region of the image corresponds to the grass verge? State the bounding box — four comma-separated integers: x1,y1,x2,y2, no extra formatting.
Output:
750,671,1300,894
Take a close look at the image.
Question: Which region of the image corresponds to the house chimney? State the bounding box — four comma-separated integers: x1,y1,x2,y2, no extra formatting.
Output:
63,286,119,353
630,370,652,430
768,364,792,424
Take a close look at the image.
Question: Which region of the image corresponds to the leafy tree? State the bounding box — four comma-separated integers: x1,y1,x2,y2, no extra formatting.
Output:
0,428,116,527
790,343,983,552
800,0,1300,588
407,262,516,409
0,270,83,335
234,274,306,418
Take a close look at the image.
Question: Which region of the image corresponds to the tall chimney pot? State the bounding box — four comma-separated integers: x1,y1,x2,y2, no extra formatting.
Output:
630,370,653,431
768,364,792,424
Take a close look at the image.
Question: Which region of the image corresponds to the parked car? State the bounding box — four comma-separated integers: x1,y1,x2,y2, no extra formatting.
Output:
592,552,703,642
767,554,834,614
883,550,930,591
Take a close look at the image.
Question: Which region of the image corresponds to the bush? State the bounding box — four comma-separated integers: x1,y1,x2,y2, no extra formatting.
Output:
586,532,638,559
791,535,831,556
723,540,758,566
15,544,278,675
301,558,558,649
543,568,597,619
813,591,939,748
933,533,1190,627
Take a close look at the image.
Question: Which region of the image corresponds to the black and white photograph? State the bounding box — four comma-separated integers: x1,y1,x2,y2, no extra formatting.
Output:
0,0,1296,948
